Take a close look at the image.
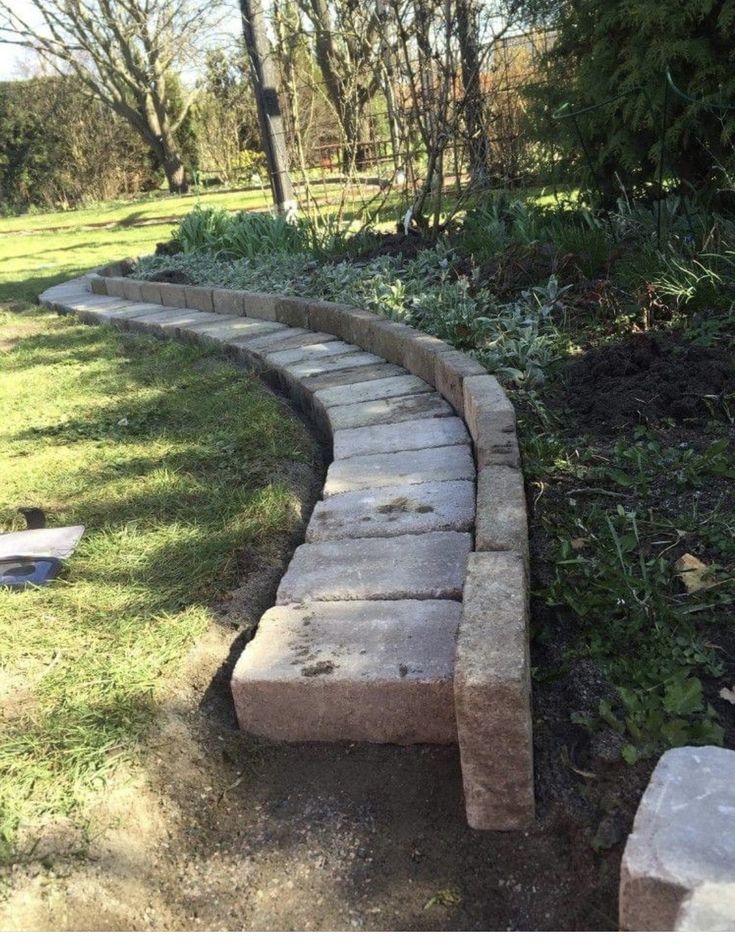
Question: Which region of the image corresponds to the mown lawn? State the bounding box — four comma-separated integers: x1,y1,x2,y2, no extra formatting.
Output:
0,196,319,857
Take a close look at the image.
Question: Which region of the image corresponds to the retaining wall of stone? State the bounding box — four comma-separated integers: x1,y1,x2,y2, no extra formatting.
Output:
53,260,535,830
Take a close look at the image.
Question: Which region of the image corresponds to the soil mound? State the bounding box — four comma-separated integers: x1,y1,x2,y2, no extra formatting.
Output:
563,333,735,432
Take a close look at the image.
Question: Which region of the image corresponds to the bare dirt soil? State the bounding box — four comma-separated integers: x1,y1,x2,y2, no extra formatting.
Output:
0,530,623,932
562,332,735,432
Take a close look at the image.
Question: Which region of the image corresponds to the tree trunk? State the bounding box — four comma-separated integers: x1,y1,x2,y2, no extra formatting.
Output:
241,0,296,215
162,151,189,194
456,0,490,187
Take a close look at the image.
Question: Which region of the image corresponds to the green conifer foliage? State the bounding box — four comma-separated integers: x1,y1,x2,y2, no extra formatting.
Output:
533,0,735,207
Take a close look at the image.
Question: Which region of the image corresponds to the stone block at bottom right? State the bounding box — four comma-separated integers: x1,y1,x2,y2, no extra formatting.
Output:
620,745,735,931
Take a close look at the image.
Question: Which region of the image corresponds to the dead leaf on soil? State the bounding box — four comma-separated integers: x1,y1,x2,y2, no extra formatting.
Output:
424,889,462,910
719,686,735,705
674,553,717,594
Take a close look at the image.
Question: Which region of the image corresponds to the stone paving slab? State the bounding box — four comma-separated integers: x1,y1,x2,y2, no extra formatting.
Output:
264,339,359,367
323,444,476,496
315,373,431,409
152,310,234,338
620,746,735,931
236,329,335,356
231,600,460,743
327,391,453,431
333,416,470,460
276,531,472,604
120,307,197,332
298,361,407,394
275,349,383,379
306,479,475,541
187,317,284,343
107,303,178,326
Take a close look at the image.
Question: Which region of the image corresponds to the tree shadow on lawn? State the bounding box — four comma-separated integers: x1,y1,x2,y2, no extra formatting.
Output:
1,318,621,931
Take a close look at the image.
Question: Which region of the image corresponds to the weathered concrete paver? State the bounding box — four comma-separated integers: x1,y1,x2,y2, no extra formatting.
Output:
299,361,407,394
236,329,335,356
306,479,475,541
187,317,285,343
231,599,460,743
454,551,534,830
620,746,735,931
265,340,359,367
327,391,453,431
278,350,383,379
276,531,472,604
333,415,470,459
323,444,476,496
314,373,431,408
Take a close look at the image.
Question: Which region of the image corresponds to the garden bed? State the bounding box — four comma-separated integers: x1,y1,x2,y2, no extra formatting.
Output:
127,201,735,916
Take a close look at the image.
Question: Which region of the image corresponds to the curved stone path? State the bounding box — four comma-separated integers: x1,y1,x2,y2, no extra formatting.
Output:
40,268,533,831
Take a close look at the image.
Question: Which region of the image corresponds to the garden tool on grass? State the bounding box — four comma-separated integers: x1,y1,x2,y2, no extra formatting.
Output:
0,507,84,590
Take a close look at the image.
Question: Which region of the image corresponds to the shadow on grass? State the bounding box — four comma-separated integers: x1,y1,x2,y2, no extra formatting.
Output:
0,313,326,851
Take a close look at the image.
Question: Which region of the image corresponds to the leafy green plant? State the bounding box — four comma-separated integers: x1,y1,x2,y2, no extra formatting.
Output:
549,506,727,759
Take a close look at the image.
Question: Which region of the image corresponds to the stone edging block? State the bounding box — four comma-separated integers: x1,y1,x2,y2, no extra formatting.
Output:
620,746,735,931
43,267,533,835
454,551,534,830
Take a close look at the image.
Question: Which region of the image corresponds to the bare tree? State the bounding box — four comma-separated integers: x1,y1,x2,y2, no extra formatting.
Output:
240,0,296,214
293,0,382,174
0,0,217,193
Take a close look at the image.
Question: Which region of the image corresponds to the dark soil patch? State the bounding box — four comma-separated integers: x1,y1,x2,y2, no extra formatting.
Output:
342,229,436,263
144,268,190,283
562,332,735,433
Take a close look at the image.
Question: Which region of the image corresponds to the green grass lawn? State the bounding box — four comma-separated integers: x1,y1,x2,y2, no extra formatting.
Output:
0,195,320,857
0,186,275,305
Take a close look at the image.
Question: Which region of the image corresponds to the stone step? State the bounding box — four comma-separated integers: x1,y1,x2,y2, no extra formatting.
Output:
323,444,476,496
276,531,472,604
326,391,453,431
306,479,475,541
314,373,431,408
231,600,460,743
333,415,470,460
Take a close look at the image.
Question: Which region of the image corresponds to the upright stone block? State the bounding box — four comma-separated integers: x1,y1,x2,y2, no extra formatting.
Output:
241,292,280,321
454,551,534,830
184,284,214,312
475,465,528,568
105,276,128,297
403,333,453,387
159,283,188,308
307,300,352,337
463,374,520,469
89,275,107,295
620,746,735,931
213,288,246,317
337,308,385,349
121,279,143,302
434,350,487,415
139,281,163,305
367,320,417,367
275,296,311,328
